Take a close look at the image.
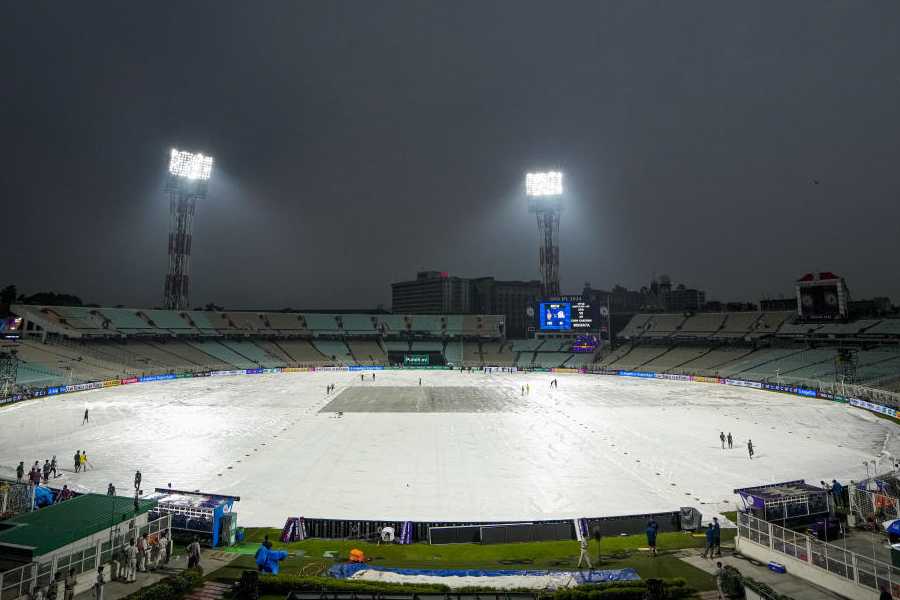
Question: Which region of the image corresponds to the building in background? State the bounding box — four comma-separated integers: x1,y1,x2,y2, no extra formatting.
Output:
795,272,850,321
390,272,541,338
471,278,543,339
390,271,471,314
760,297,799,312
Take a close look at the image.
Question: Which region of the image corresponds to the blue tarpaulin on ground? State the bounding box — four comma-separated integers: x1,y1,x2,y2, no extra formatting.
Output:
328,563,639,582
33,486,54,507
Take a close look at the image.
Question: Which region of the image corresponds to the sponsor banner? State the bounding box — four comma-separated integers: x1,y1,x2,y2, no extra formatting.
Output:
617,370,656,379
47,387,61,395
176,372,194,378
64,382,103,393
724,379,762,389
139,374,177,383
190,371,211,378
102,379,121,388
691,375,721,384
849,398,898,418
282,367,314,373
120,377,139,385
762,383,819,398
483,366,517,373
1,394,24,405
551,368,580,374
817,391,849,403
349,365,386,371
314,366,350,372
655,373,691,382
209,370,245,377
245,368,264,375
261,368,281,374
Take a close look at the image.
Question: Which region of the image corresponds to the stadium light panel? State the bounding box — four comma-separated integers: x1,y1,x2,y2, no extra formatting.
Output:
169,148,214,180
525,171,563,197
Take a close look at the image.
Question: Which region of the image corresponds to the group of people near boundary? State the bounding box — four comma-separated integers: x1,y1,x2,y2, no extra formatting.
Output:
112,531,174,583
16,457,59,485
718,431,756,459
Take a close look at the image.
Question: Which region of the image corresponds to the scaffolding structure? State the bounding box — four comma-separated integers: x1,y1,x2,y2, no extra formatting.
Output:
0,348,18,398
163,149,214,311
834,347,859,394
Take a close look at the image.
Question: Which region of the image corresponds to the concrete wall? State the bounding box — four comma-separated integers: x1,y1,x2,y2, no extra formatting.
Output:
736,537,880,600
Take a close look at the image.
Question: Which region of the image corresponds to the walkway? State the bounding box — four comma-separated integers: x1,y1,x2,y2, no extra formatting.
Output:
676,549,846,600
73,549,236,600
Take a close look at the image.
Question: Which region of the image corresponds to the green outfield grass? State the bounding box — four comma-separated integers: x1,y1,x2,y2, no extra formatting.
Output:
207,527,734,591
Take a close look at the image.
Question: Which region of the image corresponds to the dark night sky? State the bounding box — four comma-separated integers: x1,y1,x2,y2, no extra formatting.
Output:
3,2,900,309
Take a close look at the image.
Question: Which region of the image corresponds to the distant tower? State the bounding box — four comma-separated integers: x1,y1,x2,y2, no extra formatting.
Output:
163,148,214,310
526,171,563,297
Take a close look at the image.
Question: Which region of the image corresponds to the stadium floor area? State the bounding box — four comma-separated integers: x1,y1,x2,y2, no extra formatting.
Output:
1,370,897,525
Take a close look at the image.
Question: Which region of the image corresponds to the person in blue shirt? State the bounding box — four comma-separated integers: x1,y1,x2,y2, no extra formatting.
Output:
831,479,844,509
712,517,721,557
645,520,659,557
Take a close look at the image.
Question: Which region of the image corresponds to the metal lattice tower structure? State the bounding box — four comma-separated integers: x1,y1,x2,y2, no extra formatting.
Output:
163,149,214,311
834,347,859,388
0,349,19,398
526,171,563,298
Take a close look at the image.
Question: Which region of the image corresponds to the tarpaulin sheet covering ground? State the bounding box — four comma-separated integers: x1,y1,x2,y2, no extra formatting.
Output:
328,562,639,589
2,370,896,525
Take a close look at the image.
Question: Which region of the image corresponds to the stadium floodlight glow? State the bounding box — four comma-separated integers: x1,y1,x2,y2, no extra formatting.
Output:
525,171,563,197
168,148,214,180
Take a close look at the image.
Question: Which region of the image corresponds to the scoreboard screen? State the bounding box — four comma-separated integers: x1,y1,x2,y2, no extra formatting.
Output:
538,300,595,331
570,301,593,330
539,302,571,330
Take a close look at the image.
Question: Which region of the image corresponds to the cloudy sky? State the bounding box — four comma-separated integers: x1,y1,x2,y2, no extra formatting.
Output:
3,1,899,309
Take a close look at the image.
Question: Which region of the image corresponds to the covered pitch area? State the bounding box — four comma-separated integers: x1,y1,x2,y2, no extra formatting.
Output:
1,370,895,525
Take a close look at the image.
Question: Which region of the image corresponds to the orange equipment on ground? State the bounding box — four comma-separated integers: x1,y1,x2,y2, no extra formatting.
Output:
349,548,365,562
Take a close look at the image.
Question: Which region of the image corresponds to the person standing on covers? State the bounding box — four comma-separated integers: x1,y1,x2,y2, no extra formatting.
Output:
107,483,116,496
727,432,733,449
747,439,754,460
645,520,659,557
80,451,88,471
16,461,24,482
134,470,142,491
719,431,726,449
83,408,89,424
42,460,51,484
74,451,81,473
50,455,58,478
29,463,42,486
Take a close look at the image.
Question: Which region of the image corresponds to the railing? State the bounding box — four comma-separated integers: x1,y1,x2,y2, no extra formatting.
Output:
0,514,170,600
738,511,900,597
849,486,900,525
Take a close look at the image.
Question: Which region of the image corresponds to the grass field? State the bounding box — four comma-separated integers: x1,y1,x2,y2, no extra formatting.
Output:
208,527,736,592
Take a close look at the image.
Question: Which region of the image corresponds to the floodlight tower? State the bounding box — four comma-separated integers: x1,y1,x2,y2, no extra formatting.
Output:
163,148,214,311
526,171,563,298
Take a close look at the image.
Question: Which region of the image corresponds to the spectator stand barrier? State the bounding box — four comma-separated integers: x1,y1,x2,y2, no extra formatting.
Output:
738,511,900,598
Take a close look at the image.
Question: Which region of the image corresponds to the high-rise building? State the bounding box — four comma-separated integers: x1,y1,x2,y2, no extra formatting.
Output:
390,272,541,338
390,271,471,314
471,278,543,338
